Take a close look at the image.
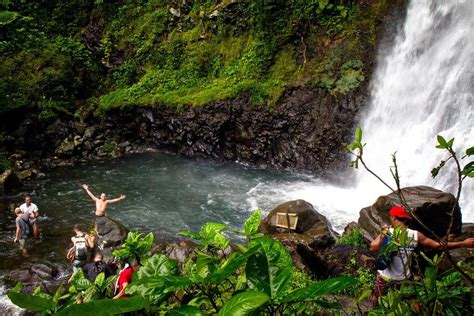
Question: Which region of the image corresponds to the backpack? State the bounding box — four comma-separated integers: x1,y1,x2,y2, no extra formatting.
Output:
74,234,88,260
375,236,398,270
89,261,108,280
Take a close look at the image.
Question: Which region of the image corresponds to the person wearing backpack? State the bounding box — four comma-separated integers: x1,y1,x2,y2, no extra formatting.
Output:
67,224,94,282
370,205,474,302
82,252,111,281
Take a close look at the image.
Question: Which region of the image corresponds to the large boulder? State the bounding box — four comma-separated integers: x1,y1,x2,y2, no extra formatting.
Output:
3,263,65,294
259,200,338,273
358,186,461,241
95,216,129,250
296,244,375,279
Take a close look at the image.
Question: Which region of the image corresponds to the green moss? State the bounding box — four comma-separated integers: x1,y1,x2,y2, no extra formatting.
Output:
0,0,393,116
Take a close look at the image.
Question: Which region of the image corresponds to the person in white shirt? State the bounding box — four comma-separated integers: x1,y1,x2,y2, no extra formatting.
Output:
370,205,474,302
19,194,39,239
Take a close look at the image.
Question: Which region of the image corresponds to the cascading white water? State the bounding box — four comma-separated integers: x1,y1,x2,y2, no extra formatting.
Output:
248,0,473,229
358,0,473,216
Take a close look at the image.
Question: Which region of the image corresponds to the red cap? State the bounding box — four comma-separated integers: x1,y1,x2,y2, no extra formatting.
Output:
389,205,413,220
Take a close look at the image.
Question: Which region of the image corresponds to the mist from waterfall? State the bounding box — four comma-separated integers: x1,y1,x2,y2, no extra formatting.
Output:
247,0,474,227
358,0,473,216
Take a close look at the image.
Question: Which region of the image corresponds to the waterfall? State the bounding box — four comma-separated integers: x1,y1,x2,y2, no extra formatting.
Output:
247,0,473,229
358,0,473,217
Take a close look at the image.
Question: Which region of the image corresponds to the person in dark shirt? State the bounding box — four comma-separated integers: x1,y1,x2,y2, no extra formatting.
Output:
82,253,111,281
14,208,30,256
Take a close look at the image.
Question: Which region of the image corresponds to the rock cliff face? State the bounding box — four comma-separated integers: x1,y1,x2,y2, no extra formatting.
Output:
0,0,407,176
101,87,365,174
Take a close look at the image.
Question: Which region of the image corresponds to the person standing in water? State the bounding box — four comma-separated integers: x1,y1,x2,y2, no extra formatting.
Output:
14,208,30,256
82,184,127,217
19,194,40,239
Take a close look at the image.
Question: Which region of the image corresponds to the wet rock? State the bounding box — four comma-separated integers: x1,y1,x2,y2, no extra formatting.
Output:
31,263,56,279
358,186,461,241
0,170,20,195
260,199,337,240
4,264,65,294
259,200,337,273
297,244,375,279
152,240,197,265
15,168,38,181
55,138,75,157
95,216,129,250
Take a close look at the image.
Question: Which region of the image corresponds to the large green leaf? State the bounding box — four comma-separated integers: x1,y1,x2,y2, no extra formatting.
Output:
199,222,227,240
205,245,260,284
218,290,269,316
244,209,262,238
7,291,56,312
128,275,192,304
136,254,178,280
55,296,146,315
170,305,204,316
246,238,293,300
177,231,202,240
283,276,358,303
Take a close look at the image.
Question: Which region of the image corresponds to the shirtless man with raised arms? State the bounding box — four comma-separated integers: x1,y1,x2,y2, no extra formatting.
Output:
82,184,127,217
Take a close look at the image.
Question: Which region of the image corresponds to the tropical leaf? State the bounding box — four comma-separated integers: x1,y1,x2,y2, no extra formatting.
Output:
243,209,262,238
136,254,178,280
7,291,56,312
199,222,227,240
283,276,358,303
178,231,202,240
218,290,269,316
246,238,293,300
466,146,474,156
55,296,146,316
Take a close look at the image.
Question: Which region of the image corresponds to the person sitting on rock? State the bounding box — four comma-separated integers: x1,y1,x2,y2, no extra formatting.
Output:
19,194,40,239
82,184,127,217
14,208,30,256
67,224,94,283
82,252,111,281
370,205,474,302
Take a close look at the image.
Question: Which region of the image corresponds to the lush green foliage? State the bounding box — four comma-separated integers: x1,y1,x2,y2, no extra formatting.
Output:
8,210,357,315
112,231,154,262
0,154,13,173
337,227,367,249
0,0,390,120
347,129,474,315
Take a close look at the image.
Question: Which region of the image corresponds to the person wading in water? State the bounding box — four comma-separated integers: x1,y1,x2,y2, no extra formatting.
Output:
82,184,127,217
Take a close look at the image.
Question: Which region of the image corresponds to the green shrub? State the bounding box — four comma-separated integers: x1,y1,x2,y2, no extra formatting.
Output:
337,227,367,249
0,154,13,173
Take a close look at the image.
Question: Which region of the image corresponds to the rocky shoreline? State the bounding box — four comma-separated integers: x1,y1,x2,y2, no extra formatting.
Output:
4,186,473,298
1,86,367,194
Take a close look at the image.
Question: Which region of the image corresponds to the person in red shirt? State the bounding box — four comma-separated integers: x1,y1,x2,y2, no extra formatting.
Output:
113,258,136,299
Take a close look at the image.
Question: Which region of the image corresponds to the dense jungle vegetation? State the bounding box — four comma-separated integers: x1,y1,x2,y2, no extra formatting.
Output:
0,0,389,122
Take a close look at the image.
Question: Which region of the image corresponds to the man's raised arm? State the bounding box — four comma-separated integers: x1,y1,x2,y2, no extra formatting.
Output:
107,194,127,204
82,184,97,201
